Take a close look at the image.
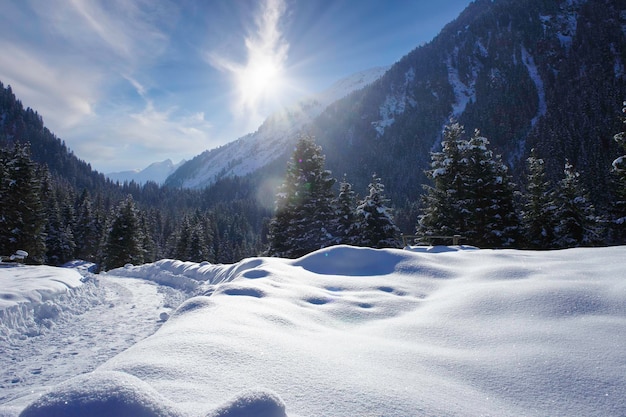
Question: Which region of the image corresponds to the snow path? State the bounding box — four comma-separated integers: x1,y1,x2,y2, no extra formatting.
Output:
0,275,185,409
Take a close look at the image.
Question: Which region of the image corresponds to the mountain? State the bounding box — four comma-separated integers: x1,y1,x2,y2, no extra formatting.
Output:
0,82,110,192
171,0,625,213
308,0,626,203
106,159,185,185
165,66,389,189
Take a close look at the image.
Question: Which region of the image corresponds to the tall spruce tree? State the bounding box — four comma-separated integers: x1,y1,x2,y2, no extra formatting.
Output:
102,195,144,270
552,161,601,248
74,189,102,261
417,122,466,241
0,143,47,263
267,135,336,258
354,174,401,248
331,175,358,245
417,122,519,247
521,148,557,249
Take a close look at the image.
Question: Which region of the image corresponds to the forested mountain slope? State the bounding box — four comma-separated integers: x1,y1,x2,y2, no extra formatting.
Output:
308,0,625,204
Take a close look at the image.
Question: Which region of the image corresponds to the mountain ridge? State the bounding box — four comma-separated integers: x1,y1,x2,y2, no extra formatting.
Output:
106,159,185,185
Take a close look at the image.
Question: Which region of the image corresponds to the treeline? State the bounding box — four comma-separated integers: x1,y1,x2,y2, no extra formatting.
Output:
0,143,270,269
416,120,626,249
0,82,270,269
267,116,626,257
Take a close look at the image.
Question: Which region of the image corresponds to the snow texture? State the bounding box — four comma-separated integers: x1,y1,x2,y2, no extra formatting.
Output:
0,265,96,342
446,52,477,118
0,245,625,417
19,371,184,417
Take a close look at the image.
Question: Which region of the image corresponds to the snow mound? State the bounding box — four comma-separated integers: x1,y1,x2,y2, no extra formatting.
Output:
95,246,626,417
18,371,184,417
206,389,287,417
0,265,101,342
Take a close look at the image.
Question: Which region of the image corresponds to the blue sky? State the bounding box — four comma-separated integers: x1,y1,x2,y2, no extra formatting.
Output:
0,0,471,173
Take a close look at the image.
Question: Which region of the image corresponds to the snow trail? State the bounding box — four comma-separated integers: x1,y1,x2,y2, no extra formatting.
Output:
0,275,185,409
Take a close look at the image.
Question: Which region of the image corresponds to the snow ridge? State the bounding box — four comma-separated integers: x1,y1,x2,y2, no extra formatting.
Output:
0,265,101,343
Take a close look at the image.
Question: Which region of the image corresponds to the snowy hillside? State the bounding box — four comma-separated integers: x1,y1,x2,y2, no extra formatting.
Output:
165,66,389,189
1,245,625,417
106,159,185,185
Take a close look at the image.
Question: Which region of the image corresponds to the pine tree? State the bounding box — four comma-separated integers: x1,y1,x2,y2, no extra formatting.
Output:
521,148,557,249
74,189,102,261
44,183,76,265
417,122,466,241
267,135,336,258
354,174,401,248
417,123,519,247
0,143,47,263
331,175,358,245
462,130,519,247
102,195,144,270
552,161,602,248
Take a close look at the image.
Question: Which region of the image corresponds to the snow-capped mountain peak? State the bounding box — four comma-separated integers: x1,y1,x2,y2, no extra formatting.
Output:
107,159,185,185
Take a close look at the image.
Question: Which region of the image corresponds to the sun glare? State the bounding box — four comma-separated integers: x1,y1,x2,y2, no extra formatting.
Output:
238,53,284,108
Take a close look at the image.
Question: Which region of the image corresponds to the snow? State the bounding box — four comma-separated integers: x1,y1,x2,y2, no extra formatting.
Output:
1,245,625,417
521,46,547,128
372,68,417,136
446,52,477,118
0,264,84,312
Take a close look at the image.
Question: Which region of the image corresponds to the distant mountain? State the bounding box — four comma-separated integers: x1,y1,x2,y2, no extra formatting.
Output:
107,159,185,185
165,66,389,189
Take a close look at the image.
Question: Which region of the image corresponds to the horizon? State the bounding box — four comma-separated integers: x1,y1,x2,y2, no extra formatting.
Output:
0,0,471,174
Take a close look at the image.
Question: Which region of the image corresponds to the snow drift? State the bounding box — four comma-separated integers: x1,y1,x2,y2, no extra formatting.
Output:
0,265,100,343
3,245,626,417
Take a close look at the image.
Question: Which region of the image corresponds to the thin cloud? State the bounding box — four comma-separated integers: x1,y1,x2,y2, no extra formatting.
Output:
0,41,100,130
72,100,214,172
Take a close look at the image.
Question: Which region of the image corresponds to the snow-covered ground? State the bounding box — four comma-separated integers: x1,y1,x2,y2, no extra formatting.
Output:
1,245,625,417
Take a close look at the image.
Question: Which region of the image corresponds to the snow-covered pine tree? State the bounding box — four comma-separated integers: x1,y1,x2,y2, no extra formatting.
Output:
417,121,467,241
552,160,602,248
74,189,103,262
521,148,557,249
418,122,519,247
0,143,47,263
331,175,358,245
267,135,336,258
102,195,144,270
462,129,519,247
354,174,401,248
43,178,76,265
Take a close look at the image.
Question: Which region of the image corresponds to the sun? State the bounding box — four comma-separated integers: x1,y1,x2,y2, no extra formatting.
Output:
238,53,284,107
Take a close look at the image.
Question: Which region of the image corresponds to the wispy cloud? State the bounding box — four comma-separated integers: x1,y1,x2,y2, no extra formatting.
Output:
0,40,100,129
73,101,214,173
207,0,290,132
0,0,216,171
